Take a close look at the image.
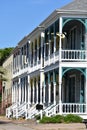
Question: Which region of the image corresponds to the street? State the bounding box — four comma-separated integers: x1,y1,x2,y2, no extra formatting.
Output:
0,120,33,130
0,117,87,130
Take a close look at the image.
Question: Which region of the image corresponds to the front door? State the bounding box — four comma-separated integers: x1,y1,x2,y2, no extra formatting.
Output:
69,76,75,103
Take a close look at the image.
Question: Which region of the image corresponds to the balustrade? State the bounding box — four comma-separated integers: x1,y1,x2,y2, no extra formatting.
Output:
61,50,87,61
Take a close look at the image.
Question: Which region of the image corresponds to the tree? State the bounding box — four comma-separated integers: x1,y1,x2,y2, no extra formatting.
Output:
0,47,14,65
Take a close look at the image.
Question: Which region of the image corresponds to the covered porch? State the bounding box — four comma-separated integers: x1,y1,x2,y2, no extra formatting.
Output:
44,68,87,118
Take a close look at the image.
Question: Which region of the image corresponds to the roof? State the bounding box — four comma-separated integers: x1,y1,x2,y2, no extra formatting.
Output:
60,0,87,11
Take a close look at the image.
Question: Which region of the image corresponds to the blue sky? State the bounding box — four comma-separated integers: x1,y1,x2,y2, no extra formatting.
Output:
0,0,72,49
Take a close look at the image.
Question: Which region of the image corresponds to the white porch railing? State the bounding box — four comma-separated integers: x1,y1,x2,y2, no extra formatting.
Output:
43,103,86,117
6,102,18,118
61,50,87,61
26,104,37,119
44,51,59,67
15,102,29,118
62,103,86,114
43,104,56,117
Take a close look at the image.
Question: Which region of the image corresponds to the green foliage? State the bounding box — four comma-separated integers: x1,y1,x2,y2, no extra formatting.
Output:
0,66,7,81
40,114,83,124
40,116,52,123
40,115,64,123
0,47,14,65
64,114,83,123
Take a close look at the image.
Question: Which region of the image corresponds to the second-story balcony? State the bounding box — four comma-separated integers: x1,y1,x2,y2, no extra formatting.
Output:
44,49,87,67
29,60,41,73
61,50,87,61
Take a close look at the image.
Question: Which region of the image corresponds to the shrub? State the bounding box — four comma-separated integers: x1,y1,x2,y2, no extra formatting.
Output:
40,114,83,123
40,115,64,123
52,115,64,123
40,116,52,123
64,114,83,123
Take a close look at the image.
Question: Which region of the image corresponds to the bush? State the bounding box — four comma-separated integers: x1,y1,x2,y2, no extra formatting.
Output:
40,114,83,123
40,115,64,123
64,114,83,123
40,116,52,123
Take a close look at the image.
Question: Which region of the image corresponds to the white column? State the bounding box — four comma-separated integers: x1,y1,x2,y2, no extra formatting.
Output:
14,84,16,102
22,79,24,103
28,75,30,105
40,70,44,104
43,76,46,104
12,83,14,104
41,32,44,68
48,72,51,104
85,33,87,59
59,17,63,114
36,78,38,104
25,77,27,103
49,40,51,65
85,68,87,113
54,83,56,104
37,38,39,65
29,80,32,105
33,79,35,104
48,84,51,104
18,78,21,105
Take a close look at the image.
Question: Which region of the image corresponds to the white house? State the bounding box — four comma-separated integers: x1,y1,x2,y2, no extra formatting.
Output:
6,0,87,119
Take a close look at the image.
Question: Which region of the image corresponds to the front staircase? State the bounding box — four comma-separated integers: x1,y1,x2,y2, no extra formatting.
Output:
6,103,87,119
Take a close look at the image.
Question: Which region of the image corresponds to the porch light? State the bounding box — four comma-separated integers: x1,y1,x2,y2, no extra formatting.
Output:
41,32,45,38
51,32,54,35
46,42,49,45
28,39,31,44
56,32,65,39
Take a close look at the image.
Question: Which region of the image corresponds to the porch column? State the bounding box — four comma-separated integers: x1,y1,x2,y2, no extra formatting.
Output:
44,42,46,65
85,20,87,58
29,80,32,105
37,38,39,65
85,68,87,113
48,72,51,104
40,70,44,104
41,32,44,68
59,16,63,114
18,78,21,104
24,77,27,103
36,77,38,104
15,83,17,103
53,70,56,105
33,78,35,104
29,42,31,67
33,42,35,66
54,22,56,53
43,75,46,104
49,40,51,65
28,75,30,105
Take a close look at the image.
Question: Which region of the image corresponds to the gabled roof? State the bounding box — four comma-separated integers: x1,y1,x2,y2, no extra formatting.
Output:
60,0,87,11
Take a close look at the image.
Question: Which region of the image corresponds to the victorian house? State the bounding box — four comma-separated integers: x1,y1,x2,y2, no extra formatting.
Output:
6,0,87,119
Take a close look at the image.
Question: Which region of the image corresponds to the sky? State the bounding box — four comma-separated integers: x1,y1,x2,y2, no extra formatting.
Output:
0,0,72,49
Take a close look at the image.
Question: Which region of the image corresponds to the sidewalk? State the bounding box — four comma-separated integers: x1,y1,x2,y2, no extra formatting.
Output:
0,116,86,130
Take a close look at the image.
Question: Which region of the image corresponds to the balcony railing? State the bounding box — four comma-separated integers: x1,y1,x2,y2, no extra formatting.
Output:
44,51,59,67
61,50,87,61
